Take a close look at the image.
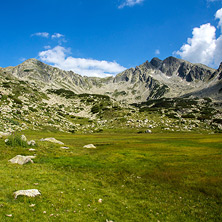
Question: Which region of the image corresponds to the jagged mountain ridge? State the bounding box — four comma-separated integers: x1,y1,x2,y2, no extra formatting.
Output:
1,56,222,102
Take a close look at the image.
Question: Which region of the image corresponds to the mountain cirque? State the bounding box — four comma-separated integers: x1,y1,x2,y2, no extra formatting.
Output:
0,57,222,134
2,56,222,103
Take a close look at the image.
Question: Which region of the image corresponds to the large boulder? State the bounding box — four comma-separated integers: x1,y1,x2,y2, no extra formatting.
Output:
9,155,36,165
14,189,41,199
40,137,64,145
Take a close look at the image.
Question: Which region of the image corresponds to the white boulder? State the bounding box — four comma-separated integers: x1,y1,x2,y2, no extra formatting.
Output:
14,189,41,199
9,155,36,165
61,146,69,149
40,137,64,145
0,132,10,137
21,135,27,142
83,144,96,149
29,148,36,151
27,140,36,146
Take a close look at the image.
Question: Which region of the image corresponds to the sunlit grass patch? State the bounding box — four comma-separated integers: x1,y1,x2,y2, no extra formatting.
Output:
0,132,221,221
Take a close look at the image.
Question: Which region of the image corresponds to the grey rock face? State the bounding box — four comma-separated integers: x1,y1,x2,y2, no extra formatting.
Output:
2,57,221,102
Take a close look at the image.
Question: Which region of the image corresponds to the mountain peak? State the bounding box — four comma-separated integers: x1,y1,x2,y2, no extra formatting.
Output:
21,58,40,64
150,57,162,68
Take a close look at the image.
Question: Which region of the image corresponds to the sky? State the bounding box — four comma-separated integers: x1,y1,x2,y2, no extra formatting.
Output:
0,0,222,77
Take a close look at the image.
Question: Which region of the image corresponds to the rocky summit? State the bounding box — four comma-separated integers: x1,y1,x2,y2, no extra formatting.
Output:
0,57,222,134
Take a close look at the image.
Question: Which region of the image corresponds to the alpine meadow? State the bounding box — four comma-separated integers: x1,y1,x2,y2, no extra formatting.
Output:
0,0,222,221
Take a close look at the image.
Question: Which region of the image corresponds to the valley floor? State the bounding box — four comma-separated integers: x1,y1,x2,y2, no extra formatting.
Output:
0,131,222,221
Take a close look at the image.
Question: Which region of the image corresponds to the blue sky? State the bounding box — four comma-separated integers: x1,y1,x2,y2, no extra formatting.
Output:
0,0,222,77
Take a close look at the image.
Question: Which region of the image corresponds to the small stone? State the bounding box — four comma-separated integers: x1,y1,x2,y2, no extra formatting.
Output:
6,214,12,217
145,129,152,133
29,148,36,151
29,204,36,207
21,135,27,142
83,144,96,149
98,199,102,203
61,146,69,149
28,140,36,146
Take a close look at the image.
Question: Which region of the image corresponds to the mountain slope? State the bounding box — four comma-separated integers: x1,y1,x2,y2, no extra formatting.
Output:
2,57,221,102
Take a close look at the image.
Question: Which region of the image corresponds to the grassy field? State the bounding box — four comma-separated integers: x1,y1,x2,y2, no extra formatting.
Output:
0,131,222,221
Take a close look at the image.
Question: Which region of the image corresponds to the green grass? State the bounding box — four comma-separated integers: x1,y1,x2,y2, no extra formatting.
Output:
0,132,222,221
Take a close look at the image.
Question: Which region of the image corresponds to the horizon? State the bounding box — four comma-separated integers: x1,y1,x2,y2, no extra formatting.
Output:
0,0,222,77
5,55,219,76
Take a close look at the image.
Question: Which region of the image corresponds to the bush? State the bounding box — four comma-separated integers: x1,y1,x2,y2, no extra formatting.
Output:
91,105,100,114
5,135,28,147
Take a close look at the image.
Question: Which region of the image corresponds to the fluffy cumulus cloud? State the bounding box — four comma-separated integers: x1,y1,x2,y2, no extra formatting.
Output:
31,32,49,38
118,0,144,9
176,8,222,68
38,46,126,77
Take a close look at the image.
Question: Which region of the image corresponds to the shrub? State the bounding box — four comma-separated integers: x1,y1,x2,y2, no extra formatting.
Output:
91,105,100,114
5,135,28,147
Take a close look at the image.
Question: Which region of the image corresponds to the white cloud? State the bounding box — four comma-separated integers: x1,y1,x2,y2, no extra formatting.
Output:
44,45,51,49
20,57,26,62
215,8,222,31
175,8,222,68
51,33,64,39
31,32,49,38
38,46,126,77
118,0,144,9
155,49,160,55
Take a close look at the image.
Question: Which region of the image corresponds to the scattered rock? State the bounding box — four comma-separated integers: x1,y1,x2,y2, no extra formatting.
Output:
145,129,152,133
98,198,103,203
5,139,9,144
0,132,10,137
61,146,69,149
29,148,36,151
83,144,96,149
14,189,41,199
6,214,12,217
28,140,36,146
9,155,36,165
40,137,64,145
21,134,27,142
